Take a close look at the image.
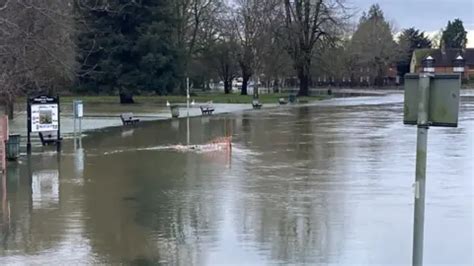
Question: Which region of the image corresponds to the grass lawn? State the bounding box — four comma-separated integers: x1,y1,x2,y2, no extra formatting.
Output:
58,93,328,105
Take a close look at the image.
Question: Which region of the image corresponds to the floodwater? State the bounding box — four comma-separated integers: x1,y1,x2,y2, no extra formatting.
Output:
8,103,254,136
0,94,472,265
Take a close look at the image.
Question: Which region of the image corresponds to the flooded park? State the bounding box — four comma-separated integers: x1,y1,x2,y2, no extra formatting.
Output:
0,93,472,265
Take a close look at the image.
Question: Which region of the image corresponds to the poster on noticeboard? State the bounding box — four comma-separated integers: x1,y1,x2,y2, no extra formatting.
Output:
30,104,59,132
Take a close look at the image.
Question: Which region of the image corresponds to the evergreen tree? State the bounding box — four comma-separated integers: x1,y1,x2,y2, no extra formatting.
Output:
398,27,432,76
441,19,468,49
75,0,181,101
351,4,398,86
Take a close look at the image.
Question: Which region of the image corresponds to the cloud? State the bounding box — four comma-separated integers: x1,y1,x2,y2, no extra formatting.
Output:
468,31,474,48
423,30,474,48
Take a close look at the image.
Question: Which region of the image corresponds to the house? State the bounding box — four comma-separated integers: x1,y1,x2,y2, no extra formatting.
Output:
313,64,398,87
410,48,474,80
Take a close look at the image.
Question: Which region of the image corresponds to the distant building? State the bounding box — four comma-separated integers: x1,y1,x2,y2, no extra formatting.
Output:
313,64,398,87
410,48,474,80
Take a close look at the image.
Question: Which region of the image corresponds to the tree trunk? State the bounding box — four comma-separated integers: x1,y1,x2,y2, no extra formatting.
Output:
297,53,311,96
241,76,249,95
119,91,135,104
4,94,14,119
224,80,231,94
298,73,309,96
241,71,252,95
273,78,279,93
6,101,14,120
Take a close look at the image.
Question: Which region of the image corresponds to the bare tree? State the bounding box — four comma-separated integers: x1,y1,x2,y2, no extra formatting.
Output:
204,15,240,94
0,0,75,118
231,0,279,95
281,0,347,96
211,39,240,94
174,0,223,91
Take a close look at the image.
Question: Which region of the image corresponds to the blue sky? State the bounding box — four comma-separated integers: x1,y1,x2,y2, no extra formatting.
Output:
350,0,474,31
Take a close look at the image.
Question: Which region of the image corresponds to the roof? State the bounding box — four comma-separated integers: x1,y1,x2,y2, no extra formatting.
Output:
413,48,474,67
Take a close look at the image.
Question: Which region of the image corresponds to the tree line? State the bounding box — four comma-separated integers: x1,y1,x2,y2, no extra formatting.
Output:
0,1,470,114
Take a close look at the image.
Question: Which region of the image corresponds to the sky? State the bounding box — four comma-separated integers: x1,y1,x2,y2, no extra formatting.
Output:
350,0,474,47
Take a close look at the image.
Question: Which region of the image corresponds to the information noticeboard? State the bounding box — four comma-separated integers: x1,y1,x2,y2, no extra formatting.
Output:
30,103,59,132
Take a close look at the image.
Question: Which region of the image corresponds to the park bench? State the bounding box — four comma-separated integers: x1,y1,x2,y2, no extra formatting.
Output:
120,113,140,125
200,105,214,115
39,131,61,146
252,99,262,109
288,94,298,104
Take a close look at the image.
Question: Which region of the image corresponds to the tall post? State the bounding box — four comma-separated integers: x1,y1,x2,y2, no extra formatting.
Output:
56,95,61,152
73,101,77,139
26,97,31,154
73,100,83,147
186,77,190,145
412,71,431,266
79,116,82,137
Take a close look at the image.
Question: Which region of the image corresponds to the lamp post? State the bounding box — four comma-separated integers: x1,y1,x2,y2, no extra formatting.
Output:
186,77,195,145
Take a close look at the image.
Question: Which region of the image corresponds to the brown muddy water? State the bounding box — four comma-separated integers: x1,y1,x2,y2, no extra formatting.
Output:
0,94,472,265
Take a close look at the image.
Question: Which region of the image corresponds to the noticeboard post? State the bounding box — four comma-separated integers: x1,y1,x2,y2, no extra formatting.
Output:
73,100,83,141
27,95,61,153
404,70,461,266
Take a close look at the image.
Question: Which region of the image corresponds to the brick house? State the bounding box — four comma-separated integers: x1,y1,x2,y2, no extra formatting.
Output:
410,48,474,80
313,64,399,87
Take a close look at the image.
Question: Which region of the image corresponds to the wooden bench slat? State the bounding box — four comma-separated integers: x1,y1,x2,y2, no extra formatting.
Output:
120,113,140,125
200,106,214,115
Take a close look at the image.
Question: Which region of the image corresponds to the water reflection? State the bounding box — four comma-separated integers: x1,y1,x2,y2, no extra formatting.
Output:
31,170,59,209
0,95,472,265
1,171,10,234
0,153,93,263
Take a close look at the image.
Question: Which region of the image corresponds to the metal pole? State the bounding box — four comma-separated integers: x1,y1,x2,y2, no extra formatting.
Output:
186,77,190,145
73,101,77,139
186,77,190,117
79,117,82,137
412,73,431,266
27,98,31,154
56,95,61,152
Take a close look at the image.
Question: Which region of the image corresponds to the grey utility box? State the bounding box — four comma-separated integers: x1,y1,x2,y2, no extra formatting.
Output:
404,73,461,127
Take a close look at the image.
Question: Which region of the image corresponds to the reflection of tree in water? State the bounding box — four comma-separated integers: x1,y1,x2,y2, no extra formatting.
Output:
233,106,349,263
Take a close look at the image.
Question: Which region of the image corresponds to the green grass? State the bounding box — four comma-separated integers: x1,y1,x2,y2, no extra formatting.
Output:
58,93,327,105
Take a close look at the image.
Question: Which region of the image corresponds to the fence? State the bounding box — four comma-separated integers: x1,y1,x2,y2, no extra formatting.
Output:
0,116,8,173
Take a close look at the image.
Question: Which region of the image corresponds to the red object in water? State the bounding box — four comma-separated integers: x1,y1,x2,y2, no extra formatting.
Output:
0,116,7,142
0,116,8,172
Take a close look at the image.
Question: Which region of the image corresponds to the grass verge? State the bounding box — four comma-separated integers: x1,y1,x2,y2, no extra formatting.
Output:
58,93,327,105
